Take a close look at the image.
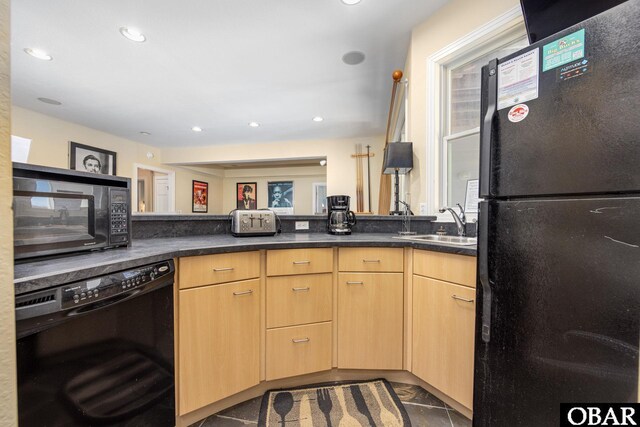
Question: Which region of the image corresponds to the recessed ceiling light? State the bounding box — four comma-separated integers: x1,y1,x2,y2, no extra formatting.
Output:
140,131,151,136
248,122,260,128
341,0,362,5
119,27,146,42
37,97,61,105
342,51,366,65
24,48,52,61
192,126,203,132
312,116,324,122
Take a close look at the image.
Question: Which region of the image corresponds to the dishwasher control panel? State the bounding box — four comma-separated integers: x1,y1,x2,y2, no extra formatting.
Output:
59,260,173,310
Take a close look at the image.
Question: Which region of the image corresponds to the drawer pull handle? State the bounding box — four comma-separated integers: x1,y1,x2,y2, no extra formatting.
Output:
233,290,253,296
346,281,364,285
213,267,234,272
362,259,381,263
452,295,474,303
292,287,310,292
292,338,310,343
293,260,311,265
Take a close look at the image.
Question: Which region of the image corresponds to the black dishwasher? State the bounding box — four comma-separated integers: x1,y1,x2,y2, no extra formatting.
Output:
16,260,175,427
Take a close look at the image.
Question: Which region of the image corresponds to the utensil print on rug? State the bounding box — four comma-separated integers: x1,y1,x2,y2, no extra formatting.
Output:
273,392,294,425
298,394,313,427
335,386,361,427
349,385,376,426
367,383,399,426
317,388,333,427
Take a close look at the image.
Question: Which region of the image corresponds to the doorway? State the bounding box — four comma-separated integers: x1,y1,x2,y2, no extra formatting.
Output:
134,165,176,213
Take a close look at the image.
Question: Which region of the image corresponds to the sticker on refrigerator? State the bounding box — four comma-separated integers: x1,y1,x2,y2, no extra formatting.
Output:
507,104,529,123
542,29,585,72
497,48,539,110
557,58,591,82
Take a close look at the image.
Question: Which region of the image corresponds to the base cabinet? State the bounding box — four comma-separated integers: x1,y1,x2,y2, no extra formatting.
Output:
412,275,475,409
337,272,403,370
178,279,260,415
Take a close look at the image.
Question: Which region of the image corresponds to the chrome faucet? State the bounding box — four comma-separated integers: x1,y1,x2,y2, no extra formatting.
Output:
439,204,467,237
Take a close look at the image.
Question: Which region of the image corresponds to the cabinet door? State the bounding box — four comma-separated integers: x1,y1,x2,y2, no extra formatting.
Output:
178,279,260,415
412,275,475,409
337,272,403,370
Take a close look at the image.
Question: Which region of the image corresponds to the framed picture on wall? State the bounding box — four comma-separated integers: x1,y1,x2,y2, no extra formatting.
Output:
192,180,208,213
268,181,294,215
236,182,257,210
69,141,117,175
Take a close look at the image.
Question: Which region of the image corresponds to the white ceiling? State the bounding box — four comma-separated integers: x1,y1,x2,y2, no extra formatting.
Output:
11,0,447,148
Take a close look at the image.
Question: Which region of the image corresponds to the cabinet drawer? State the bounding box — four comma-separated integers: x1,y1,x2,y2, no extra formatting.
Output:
338,247,403,272
267,248,333,276
266,273,332,328
179,251,260,289
266,322,332,381
413,250,476,287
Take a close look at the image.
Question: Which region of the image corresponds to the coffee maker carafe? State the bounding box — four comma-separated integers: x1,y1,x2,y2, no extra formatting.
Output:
327,195,356,235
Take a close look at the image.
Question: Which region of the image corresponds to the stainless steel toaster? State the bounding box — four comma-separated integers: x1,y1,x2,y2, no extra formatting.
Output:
230,209,278,236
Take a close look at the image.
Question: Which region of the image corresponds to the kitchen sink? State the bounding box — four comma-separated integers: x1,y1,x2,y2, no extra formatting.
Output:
393,234,477,246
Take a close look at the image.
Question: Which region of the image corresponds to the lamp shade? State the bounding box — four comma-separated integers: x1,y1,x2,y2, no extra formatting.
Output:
382,142,413,174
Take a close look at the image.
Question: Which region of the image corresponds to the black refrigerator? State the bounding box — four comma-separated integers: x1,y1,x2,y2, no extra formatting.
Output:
474,1,640,426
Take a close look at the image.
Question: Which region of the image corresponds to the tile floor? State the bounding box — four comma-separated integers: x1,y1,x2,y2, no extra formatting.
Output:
190,382,471,426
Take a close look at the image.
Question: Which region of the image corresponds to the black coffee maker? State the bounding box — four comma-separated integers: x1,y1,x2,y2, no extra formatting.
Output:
327,195,356,235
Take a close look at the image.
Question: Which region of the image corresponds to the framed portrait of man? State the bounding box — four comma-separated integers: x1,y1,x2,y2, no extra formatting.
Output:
237,182,257,210
192,180,208,213
69,141,117,175
268,181,294,214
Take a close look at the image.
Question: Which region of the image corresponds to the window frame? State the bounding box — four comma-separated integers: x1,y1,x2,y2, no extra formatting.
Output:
424,6,526,218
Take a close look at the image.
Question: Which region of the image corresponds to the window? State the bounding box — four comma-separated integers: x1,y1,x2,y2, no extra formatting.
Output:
424,7,529,217
440,33,528,211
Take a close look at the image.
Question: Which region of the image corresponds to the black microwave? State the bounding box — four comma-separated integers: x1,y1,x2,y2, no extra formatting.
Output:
13,163,131,260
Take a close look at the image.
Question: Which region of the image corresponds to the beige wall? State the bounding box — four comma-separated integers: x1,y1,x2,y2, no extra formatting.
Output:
0,0,18,425
11,106,223,214
164,136,385,214
406,0,519,207
222,166,326,214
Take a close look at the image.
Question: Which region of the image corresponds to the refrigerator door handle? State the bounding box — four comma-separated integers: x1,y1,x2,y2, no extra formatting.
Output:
478,201,492,343
479,59,498,198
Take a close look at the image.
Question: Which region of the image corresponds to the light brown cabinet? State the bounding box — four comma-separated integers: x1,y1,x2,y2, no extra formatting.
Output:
265,248,334,381
338,247,404,273
266,273,332,328
266,322,332,381
412,250,477,410
266,248,333,276
178,279,260,415
337,272,404,369
179,251,261,289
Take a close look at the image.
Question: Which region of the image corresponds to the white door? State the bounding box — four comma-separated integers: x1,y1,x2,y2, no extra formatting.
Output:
154,175,169,213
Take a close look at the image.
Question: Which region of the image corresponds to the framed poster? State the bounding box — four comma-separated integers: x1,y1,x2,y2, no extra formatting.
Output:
464,179,480,213
192,180,208,213
69,141,117,175
268,181,293,215
236,182,257,210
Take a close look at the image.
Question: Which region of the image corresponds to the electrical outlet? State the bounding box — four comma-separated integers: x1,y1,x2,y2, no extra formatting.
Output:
295,221,309,230
419,203,428,215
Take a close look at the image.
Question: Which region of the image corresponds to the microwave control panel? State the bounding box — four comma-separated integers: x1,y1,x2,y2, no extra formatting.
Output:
109,188,130,244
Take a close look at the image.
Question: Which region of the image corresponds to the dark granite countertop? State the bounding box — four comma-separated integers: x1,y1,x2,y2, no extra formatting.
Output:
14,233,476,295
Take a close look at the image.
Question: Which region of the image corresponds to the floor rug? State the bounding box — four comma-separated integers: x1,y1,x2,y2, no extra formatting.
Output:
258,378,411,426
